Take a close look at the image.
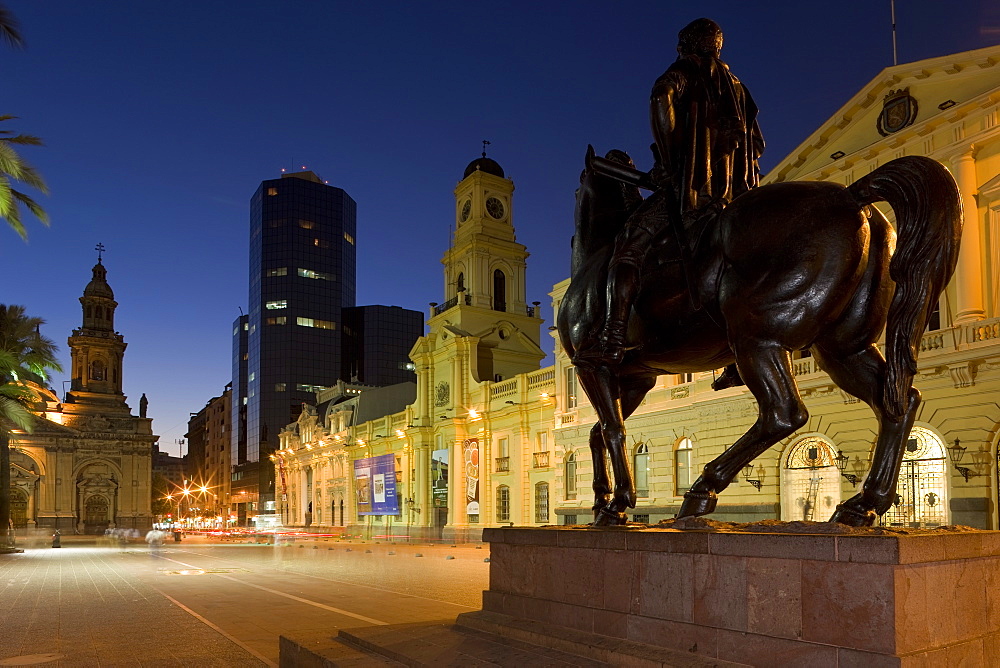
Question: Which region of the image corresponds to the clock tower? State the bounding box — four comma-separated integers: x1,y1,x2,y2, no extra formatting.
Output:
410,151,545,425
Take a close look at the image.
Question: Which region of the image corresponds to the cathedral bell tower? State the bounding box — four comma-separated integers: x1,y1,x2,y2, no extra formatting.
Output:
64,255,130,416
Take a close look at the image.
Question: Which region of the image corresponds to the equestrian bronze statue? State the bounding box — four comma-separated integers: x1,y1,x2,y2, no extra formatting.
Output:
557,19,963,527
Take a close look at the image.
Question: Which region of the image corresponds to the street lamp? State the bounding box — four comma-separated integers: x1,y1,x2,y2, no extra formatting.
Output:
947,439,976,482
834,450,862,488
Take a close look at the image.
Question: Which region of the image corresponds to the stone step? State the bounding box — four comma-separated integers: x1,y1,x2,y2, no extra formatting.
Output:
455,610,748,668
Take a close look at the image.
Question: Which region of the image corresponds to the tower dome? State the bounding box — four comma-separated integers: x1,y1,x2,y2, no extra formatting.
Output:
463,156,504,179
83,260,115,299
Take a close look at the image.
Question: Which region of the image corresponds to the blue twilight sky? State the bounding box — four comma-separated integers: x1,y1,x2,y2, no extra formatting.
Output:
4,1,997,456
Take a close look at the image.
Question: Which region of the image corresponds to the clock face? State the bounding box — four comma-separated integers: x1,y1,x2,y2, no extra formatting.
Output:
485,196,505,219
460,199,471,222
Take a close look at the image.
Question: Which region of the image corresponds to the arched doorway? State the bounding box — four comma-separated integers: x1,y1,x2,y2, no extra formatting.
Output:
781,436,842,521
84,495,110,533
880,426,948,528
9,488,28,528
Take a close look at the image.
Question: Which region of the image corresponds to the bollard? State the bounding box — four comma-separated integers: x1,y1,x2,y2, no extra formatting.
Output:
52,531,62,548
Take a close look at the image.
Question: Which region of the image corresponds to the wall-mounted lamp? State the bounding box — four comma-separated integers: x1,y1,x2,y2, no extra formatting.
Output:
741,463,762,491
834,450,862,488
947,439,976,482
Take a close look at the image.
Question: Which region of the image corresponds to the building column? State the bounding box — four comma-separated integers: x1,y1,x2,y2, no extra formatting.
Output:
950,148,985,323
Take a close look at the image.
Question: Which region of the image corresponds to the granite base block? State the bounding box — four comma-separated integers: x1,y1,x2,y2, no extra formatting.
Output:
482,525,1000,667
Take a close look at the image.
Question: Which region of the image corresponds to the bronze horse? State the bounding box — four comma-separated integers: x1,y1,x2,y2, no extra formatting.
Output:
557,147,962,526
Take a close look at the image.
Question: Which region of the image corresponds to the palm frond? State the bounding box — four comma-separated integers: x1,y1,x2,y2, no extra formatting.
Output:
0,6,24,49
0,133,42,146
0,141,24,179
12,189,49,225
15,162,47,193
0,395,34,432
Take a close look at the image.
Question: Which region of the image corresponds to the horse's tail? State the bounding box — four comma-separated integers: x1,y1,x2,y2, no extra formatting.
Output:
847,156,963,420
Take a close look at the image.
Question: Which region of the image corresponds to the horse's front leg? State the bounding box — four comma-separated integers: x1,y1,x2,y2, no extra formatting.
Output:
588,422,611,520
575,365,632,526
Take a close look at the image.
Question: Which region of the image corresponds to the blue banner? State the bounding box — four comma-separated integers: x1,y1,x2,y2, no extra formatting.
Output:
354,454,399,516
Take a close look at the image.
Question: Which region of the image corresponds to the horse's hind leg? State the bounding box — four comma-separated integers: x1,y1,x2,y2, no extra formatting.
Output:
587,422,611,520
814,345,920,526
678,342,808,518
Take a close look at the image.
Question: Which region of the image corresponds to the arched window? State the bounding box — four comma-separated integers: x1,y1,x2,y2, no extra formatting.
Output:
534,482,549,523
634,442,650,497
456,272,465,293
565,452,577,500
881,426,948,528
496,485,510,522
90,360,106,381
493,269,506,312
781,435,841,521
674,438,693,495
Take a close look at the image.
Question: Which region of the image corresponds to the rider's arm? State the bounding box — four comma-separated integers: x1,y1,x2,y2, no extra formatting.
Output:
649,70,686,185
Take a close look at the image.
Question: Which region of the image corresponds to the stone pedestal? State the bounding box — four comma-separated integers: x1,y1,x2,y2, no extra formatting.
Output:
475,525,1000,667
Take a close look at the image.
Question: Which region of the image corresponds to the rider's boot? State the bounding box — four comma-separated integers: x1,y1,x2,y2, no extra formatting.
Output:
711,363,745,391
598,318,627,365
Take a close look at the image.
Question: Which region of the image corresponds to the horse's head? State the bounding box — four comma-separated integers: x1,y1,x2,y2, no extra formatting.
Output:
572,146,640,271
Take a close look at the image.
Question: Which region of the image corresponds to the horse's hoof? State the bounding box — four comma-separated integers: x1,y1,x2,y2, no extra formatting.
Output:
677,490,717,518
830,502,877,527
591,507,627,527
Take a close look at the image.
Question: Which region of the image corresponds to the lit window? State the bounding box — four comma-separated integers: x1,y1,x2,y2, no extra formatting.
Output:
266,267,287,277
265,316,287,325
343,232,355,245
635,442,650,497
565,452,577,499
297,268,334,281
534,482,549,523
267,187,278,196
298,219,315,229
265,300,287,310
242,397,247,405
496,486,510,522
296,317,335,329
536,431,548,452
248,372,255,382
566,368,579,409
274,383,286,392
675,438,693,495
313,238,330,248
243,323,249,331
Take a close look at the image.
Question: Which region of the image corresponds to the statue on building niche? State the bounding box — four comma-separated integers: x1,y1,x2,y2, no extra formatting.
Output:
557,18,963,527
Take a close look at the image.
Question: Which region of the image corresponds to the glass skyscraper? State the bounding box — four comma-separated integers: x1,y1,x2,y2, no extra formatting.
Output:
243,171,357,513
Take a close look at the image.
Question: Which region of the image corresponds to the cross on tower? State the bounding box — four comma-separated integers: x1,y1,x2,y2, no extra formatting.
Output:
482,139,491,158
95,242,106,261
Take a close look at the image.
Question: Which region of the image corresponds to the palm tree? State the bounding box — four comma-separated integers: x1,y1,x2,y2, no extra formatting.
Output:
0,4,48,241
0,305,61,544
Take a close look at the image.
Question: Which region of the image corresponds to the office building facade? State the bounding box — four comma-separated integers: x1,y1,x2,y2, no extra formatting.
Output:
244,171,357,515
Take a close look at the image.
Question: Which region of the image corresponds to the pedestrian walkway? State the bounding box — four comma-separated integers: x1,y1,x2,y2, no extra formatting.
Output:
0,538,269,667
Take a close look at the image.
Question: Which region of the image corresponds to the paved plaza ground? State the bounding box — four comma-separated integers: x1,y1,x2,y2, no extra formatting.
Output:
0,533,490,667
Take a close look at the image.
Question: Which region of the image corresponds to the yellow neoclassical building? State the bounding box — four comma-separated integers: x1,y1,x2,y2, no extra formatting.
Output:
551,44,1000,530
275,155,555,541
